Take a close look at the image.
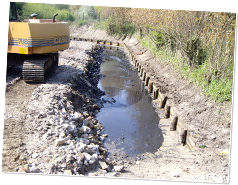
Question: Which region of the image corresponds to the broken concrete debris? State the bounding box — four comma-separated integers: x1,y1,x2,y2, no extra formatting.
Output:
10,41,124,176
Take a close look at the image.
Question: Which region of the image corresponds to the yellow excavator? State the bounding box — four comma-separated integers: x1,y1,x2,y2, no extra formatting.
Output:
8,2,70,83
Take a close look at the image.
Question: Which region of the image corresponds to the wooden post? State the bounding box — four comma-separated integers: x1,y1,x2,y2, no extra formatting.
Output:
145,76,150,86
153,88,158,100
140,68,143,76
165,105,170,118
148,82,153,93
180,130,187,146
142,71,146,81
170,116,178,131
159,96,167,109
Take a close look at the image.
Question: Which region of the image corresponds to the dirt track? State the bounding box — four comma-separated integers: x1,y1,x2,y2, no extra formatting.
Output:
3,80,39,172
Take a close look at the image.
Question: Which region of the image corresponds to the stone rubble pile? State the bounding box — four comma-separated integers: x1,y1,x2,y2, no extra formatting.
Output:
14,41,124,176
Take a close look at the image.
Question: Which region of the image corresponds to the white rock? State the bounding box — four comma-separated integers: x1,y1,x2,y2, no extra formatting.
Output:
53,109,58,114
108,172,119,177
98,161,108,170
66,155,75,163
56,125,63,130
81,126,91,133
211,135,216,140
32,153,39,159
42,134,48,139
71,112,80,121
84,160,88,166
83,153,91,161
91,153,98,160
62,108,66,114
61,163,67,169
43,150,50,155
114,166,124,172
38,112,47,118
89,159,96,165
30,166,40,173
59,133,66,139
63,123,69,130
30,163,40,173
100,136,105,142
67,104,74,111
55,139,65,146
88,144,99,154
64,170,72,175
47,129,54,136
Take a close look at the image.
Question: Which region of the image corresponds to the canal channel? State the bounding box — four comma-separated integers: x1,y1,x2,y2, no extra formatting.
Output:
96,46,164,159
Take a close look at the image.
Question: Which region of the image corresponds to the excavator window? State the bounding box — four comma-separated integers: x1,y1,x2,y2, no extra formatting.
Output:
9,2,17,21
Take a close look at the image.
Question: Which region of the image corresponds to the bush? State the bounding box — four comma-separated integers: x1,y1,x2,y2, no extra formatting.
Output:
101,15,135,37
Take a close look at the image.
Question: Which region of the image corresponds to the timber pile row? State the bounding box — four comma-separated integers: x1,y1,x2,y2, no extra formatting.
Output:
123,43,196,150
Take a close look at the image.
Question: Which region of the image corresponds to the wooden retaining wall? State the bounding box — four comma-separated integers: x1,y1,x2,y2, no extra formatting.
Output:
70,36,124,47
123,43,196,151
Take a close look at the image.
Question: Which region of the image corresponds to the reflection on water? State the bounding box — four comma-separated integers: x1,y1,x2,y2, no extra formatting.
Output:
97,48,164,157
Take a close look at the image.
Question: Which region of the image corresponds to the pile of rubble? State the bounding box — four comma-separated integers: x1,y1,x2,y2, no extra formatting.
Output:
12,41,124,176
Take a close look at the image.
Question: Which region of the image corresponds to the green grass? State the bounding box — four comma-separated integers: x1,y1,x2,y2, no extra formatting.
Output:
138,34,233,103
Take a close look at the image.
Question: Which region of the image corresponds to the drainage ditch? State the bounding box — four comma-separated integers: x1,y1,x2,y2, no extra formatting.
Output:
97,47,164,159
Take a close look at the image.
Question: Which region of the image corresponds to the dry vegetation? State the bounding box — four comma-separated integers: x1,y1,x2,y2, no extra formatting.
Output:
96,7,236,103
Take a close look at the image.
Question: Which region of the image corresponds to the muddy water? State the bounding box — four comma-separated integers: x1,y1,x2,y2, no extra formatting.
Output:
97,47,164,158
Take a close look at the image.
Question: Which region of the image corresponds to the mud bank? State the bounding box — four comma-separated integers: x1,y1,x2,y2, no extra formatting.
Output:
69,25,232,182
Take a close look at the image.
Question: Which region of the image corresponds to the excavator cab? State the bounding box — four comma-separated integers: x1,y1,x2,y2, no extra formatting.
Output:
9,2,17,21
7,2,70,83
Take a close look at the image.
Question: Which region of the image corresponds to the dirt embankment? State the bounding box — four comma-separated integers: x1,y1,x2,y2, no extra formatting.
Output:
70,24,232,183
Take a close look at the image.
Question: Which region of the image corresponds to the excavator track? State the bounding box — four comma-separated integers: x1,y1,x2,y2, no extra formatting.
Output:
23,53,58,83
